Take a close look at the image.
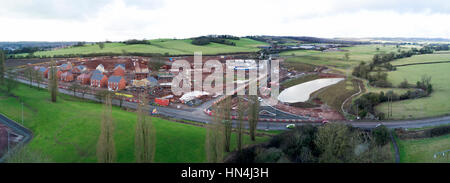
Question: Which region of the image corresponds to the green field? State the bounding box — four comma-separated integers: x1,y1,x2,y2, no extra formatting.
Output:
397,134,450,163
282,44,413,71
391,53,450,66
18,38,268,57
376,62,450,119
0,84,268,162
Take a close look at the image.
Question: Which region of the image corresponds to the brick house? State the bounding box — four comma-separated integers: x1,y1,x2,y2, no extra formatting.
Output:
43,68,49,78
108,76,126,91
72,65,87,74
59,62,73,71
91,73,108,88
38,67,49,78
57,70,63,79
48,69,62,80
77,72,92,85
112,64,126,76
61,71,74,82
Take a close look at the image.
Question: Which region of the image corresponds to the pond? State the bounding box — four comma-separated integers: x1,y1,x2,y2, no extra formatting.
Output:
278,78,344,103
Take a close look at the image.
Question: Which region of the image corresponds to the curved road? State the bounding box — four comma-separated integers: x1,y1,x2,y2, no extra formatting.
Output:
12,77,450,131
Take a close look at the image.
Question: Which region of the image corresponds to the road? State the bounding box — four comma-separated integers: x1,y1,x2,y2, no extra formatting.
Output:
12,77,450,131
0,114,33,162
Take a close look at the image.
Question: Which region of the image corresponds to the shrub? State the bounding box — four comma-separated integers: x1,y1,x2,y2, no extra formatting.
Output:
372,125,390,146
399,79,410,88
426,126,450,137
255,148,286,163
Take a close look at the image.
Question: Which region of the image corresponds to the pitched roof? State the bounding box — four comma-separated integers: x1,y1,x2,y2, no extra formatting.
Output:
92,70,102,75
38,67,47,73
91,73,105,81
75,65,86,71
108,76,124,83
114,64,125,70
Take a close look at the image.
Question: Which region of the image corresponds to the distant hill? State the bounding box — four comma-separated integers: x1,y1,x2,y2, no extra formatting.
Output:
9,38,268,58
247,36,369,45
366,37,450,43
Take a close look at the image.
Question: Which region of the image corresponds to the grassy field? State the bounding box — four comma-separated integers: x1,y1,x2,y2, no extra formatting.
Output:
391,53,450,66
397,134,450,163
0,84,268,163
313,79,359,113
17,38,268,57
375,62,450,119
281,74,320,89
281,44,413,71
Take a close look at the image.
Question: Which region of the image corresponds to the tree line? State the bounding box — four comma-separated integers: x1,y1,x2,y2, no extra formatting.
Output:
226,123,392,163
353,75,433,119
206,95,260,162
191,36,237,46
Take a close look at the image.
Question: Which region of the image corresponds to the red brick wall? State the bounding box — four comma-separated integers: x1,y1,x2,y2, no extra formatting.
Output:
113,68,125,76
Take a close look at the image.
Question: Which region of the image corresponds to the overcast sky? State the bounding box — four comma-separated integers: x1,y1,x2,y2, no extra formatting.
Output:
0,0,449,41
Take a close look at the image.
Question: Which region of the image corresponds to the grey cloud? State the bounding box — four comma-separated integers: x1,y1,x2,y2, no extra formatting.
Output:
0,0,163,20
332,0,450,14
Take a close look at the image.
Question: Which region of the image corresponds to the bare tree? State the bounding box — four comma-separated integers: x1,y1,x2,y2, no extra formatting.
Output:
0,50,5,84
79,85,90,99
236,96,245,151
48,59,58,102
34,69,43,90
25,66,34,88
248,95,260,141
96,94,116,163
135,93,156,163
5,69,19,94
148,54,165,76
68,82,80,96
222,97,232,152
205,103,225,163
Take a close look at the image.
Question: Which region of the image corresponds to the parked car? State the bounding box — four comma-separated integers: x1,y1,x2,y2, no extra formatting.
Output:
286,124,295,129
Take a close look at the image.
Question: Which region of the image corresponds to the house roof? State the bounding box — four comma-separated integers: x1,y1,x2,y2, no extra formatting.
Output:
38,67,47,73
114,64,125,70
92,70,102,75
91,73,105,81
78,73,91,79
108,76,124,83
75,65,86,71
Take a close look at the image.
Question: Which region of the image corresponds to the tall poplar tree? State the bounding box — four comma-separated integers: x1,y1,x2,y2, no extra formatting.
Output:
48,59,58,102
96,94,116,163
135,93,156,163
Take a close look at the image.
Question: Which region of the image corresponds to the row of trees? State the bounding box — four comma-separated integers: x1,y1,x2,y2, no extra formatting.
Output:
96,93,157,163
122,39,151,45
353,46,437,86
10,51,172,59
227,123,391,163
206,95,260,162
353,76,433,119
191,36,237,46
